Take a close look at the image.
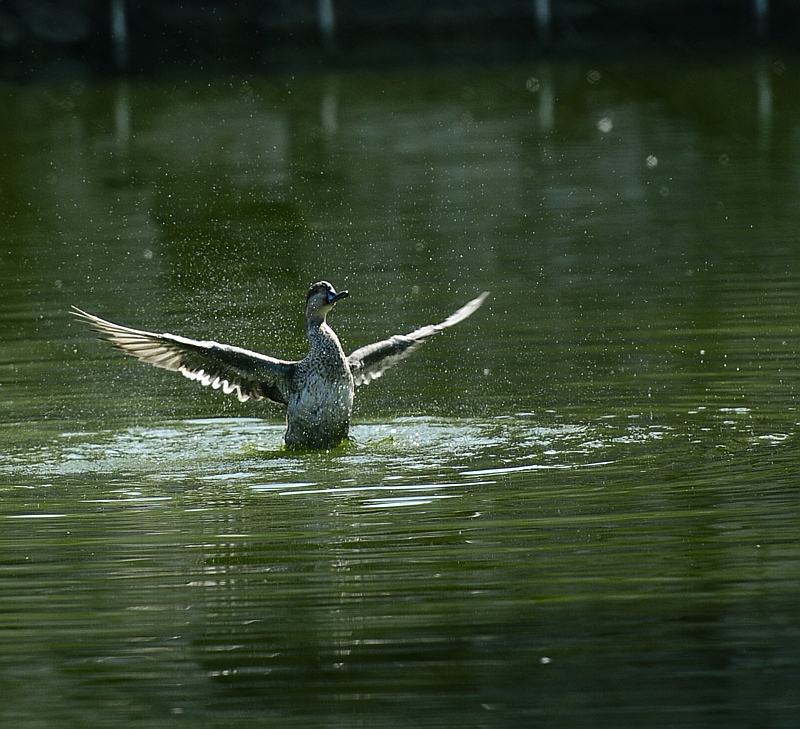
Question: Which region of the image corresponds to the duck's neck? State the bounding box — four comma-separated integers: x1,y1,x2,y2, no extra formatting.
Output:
307,317,338,345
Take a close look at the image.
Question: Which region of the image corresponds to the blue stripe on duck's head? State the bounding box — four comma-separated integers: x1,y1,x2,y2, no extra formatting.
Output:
306,281,349,322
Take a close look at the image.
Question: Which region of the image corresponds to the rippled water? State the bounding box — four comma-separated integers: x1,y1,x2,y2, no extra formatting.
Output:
2,56,800,727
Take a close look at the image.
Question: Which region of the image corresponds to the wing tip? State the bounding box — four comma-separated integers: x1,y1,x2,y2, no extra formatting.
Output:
462,290,491,313
432,290,490,331
70,305,97,323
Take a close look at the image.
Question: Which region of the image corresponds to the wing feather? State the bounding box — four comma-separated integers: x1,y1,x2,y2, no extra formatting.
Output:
347,292,488,386
72,307,295,404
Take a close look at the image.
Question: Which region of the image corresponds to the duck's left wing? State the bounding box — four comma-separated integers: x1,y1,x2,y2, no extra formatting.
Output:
347,292,489,386
72,307,295,404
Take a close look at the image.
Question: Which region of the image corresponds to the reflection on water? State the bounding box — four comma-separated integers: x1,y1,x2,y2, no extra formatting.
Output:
2,412,797,726
2,55,800,726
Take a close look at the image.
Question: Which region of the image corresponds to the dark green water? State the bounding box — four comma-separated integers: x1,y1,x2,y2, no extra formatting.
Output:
1,57,799,727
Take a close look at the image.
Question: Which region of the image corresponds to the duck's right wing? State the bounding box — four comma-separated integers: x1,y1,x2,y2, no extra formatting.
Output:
347,292,489,386
72,307,295,404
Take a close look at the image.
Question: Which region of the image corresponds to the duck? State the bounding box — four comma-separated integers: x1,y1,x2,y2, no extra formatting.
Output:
72,283,489,449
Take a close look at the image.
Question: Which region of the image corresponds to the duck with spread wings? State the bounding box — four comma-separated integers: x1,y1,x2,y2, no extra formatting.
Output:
72,283,489,449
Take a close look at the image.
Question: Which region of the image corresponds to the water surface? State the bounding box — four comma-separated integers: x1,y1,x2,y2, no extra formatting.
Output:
1,56,799,727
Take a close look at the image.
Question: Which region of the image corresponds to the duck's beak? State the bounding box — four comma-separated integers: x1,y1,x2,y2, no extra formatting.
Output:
328,288,349,304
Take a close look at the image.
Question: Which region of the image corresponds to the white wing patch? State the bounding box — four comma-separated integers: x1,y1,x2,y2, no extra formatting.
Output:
179,366,252,402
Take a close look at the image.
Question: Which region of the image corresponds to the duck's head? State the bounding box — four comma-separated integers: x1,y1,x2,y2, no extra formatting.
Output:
305,281,349,324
